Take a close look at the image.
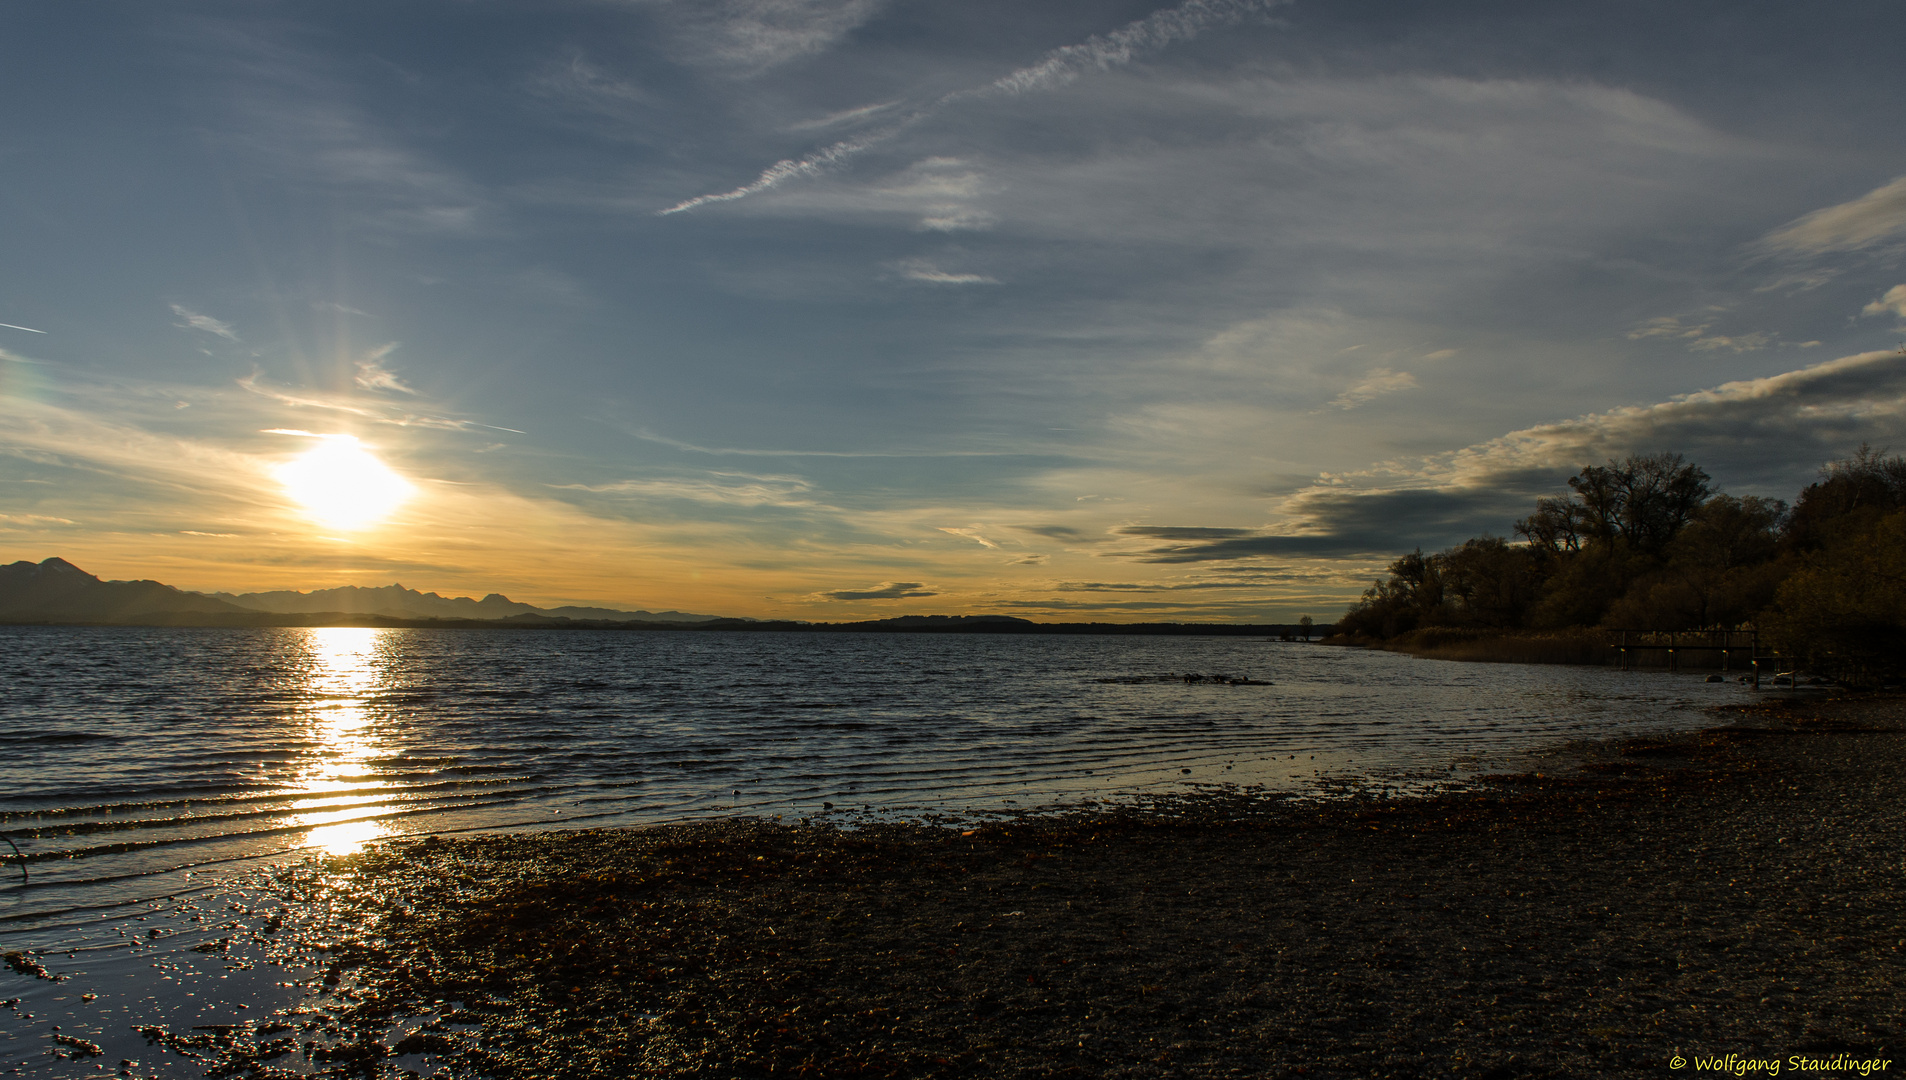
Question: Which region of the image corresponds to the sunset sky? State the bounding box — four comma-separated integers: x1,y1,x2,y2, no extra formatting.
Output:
5,0,1906,621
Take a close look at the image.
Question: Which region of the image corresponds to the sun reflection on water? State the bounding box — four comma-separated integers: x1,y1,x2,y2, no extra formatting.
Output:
295,627,393,856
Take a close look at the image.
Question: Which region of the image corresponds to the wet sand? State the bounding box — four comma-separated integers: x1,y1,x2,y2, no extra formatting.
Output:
23,693,1906,1078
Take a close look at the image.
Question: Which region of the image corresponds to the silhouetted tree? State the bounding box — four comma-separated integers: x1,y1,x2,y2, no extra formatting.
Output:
1565,453,1711,556
1514,495,1589,560
1604,495,1789,630
1783,444,1906,553
1768,508,1906,686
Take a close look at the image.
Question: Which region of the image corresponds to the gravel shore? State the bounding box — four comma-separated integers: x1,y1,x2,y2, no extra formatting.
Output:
144,693,1903,1078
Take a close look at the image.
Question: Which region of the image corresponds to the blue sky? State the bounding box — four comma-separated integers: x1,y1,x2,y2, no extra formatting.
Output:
4,0,1906,620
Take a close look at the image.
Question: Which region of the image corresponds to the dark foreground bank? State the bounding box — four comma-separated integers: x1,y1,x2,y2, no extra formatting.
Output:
121,695,1903,1079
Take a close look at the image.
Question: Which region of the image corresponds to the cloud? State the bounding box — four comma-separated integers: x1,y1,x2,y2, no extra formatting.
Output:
1759,174,1906,257
0,322,46,334
239,371,514,432
1122,348,1906,563
1863,284,1906,319
818,581,936,600
201,26,488,235
1056,578,1291,591
557,472,821,508
1627,315,1706,342
938,526,1000,548
530,55,652,113
718,156,998,232
896,260,999,285
1686,331,1772,353
789,100,901,131
643,0,887,74
1116,526,1254,540
1017,524,1106,543
1004,553,1047,565
170,304,239,341
1330,368,1419,409
661,133,889,215
629,427,1013,458
978,0,1284,99
238,373,379,418
354,345,416,394
660,0,1280,214
1628,314,1773,352
991,597,1267,613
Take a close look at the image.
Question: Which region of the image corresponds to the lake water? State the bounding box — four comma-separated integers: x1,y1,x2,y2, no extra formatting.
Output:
1,625,1744,949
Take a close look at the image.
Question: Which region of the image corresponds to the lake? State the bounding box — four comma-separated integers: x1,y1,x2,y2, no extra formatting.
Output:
1,624,1741,948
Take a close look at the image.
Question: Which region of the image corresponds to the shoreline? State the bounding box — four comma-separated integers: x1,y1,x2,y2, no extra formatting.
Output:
20,692,1889,1078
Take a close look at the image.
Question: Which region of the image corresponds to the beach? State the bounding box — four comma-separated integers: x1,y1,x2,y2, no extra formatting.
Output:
62,690,1894,1079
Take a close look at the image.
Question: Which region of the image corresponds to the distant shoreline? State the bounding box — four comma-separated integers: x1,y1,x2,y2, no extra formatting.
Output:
0,612,1324,636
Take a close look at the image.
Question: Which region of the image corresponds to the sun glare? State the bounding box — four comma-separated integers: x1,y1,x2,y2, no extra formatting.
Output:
275,436,413,530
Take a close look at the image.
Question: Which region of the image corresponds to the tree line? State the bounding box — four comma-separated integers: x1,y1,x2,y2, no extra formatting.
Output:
1337,447,1906,685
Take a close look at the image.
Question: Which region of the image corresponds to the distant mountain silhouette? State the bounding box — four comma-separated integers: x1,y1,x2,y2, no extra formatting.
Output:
0,557,253,623
204,583,721,623
0,558,724,625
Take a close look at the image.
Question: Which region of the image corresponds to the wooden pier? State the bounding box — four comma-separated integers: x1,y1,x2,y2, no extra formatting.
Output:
1609,629,1787,688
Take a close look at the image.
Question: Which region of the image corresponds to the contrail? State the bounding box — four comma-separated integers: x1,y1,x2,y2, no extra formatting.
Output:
659,0,1284,216
0,322,46,334
976,0,1283,99
661,133,896,215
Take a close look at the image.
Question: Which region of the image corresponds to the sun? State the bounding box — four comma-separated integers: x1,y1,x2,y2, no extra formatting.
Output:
275,436,414,530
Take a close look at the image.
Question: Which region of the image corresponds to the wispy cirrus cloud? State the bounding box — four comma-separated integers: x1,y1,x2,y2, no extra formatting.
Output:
637,0,887,74
556,472,822,508
938,526,999,548
1628,314,1776,353
354,345,416,394
1330,368,1419,409
660,0,1282,214
1758,174,1906,257
197,23,487,236
170,304,239,341
237,371,521,433
896,260,999,285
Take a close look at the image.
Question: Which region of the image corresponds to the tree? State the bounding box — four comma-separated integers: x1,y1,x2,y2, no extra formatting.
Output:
1768,509,1906,686
1565,453,1711,555
1298,614,1314,640
1605,495,1789,630
1514,495,1589,559
1437,536,1542,628
1338,548,1443,638
1783,445,1906,553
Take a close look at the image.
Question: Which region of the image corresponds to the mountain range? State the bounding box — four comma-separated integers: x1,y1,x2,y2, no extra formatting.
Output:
0,558,724,625
205,583,717,622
